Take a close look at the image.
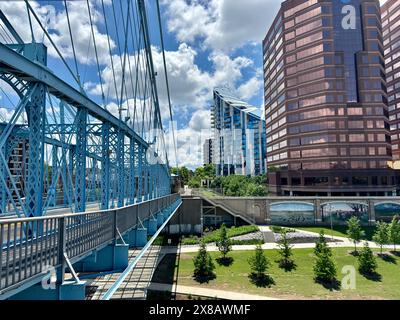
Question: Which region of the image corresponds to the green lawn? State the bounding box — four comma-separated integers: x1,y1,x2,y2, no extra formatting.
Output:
293,225,376,241
199,189,218,198
174,248,400,300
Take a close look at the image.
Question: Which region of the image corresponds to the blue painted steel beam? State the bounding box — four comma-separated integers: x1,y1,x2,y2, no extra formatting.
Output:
117,130,125,208
25,83,46,218
101,123,110,210
0,43,148,149
74,108,87,213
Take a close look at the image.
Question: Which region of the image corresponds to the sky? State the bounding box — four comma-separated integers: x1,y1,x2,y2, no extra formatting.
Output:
0,0,390,170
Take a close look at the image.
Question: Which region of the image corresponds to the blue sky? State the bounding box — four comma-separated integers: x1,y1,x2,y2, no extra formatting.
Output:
0,0,388,169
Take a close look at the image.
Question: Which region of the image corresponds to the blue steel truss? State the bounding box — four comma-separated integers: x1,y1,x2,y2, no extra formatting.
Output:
0,0,173,219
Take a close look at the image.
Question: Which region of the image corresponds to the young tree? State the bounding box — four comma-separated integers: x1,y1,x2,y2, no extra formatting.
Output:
346,216,365,253
216,224,232,260
193,239,215,282
389,216,400,252
373,221,390,254
313,231,337,284
314,230,331,257
313,246,337,284
277,229,295,269
248,245,270,281
358,242,378,275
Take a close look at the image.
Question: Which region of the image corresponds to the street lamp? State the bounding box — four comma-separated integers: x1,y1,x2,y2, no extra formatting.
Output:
330,203,334,241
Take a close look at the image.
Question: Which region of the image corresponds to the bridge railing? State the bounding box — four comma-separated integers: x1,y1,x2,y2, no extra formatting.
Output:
0,193,181,295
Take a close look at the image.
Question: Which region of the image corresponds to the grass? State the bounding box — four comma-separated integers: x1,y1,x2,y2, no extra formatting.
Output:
181,225,259,245
172,248,400,300
270,226,296,233
199,189,219,198
293,225,377,241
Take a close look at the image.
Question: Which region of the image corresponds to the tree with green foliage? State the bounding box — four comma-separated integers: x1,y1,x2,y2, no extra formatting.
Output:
389,215,400,252
248,245,270,280
314,230,331,257
313,245,337,284
277,229,295,270
313,230,337,284
373,221,390,254
358,242,378,275
171,166,193,185
216,224,232,259
245,183,267,197
193,239,215,282
346,217,365,253
188,176,201,188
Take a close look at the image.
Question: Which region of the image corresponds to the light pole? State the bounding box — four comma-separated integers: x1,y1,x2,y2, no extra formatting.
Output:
330,203,334,241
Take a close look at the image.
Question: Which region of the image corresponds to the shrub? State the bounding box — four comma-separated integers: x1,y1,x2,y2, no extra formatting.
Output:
314,230,331,257
277,230,295,270
193,239,215,283
216,224,232,259
313,231,337,284
248,245,273,287
313,250,337,284
358,242,378,275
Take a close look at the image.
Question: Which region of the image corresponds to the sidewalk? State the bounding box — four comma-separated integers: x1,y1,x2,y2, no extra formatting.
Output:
148,283,279,300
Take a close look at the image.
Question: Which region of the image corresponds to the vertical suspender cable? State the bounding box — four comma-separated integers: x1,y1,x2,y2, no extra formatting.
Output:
156,0,179,170
118,0,132,121
86,0,106,108
101,0,120,108
24,0,81,88
64,0,82,92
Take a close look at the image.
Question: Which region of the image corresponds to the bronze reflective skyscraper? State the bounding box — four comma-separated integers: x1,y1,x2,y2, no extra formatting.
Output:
263,0,395,196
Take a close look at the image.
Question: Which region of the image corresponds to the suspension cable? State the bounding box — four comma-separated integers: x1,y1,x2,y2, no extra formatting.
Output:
156,0,179,170
24,0,81,88
118,0,132,121
26,1,35,43
100,0,119,109
63,0,82,91
86,0,106,108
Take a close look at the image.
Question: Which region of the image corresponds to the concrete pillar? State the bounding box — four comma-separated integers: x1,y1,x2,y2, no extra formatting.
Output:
144,218,157,236
369,200,376,225
315,199,322,223
125,228,147,248
73,243,129,272
157,212,164,227
265,200,271,224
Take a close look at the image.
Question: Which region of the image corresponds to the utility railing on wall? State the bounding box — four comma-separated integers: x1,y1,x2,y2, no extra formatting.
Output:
0,193,180,296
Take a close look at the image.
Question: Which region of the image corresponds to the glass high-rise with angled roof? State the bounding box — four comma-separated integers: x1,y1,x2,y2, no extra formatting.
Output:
212,88,267,177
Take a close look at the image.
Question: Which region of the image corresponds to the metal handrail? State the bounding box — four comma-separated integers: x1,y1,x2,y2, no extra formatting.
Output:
0,194,178,224
0,193,181,296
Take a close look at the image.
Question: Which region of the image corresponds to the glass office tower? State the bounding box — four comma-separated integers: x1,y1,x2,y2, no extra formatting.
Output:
263,0,395,196
212,88,267,177
382,0,400,169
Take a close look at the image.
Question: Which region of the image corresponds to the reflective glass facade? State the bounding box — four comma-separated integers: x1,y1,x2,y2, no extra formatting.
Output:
212,88,267,177
263,0,395,196
382,0,400,166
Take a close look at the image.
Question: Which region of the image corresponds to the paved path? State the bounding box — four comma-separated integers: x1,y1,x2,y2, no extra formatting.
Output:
148,282,279,300
85,246,168,300
160,227,393,254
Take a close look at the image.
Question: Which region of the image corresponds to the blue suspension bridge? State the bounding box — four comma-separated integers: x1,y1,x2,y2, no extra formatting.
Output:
0,0,181,300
